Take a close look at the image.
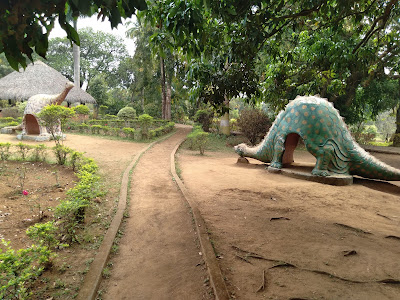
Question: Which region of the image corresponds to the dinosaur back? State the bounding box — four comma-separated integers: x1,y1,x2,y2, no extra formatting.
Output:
277,96,353,173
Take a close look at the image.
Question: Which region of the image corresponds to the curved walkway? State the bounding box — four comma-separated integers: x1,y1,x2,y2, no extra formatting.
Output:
101,126,213,300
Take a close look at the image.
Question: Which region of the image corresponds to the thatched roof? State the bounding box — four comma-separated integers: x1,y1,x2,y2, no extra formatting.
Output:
0,61,96,104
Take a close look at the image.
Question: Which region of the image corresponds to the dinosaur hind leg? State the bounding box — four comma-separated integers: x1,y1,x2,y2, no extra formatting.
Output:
270,134,285,169
312,144,335,177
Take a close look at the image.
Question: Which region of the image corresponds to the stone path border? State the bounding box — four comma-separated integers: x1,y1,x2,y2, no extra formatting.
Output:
77,133,173,300
171,139,230,300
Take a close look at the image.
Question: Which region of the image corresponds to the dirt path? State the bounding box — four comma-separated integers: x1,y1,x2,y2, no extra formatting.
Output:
102,127,212,300
179,149,400,300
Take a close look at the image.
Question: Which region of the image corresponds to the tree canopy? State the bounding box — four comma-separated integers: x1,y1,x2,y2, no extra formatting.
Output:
43,28,130,90
0,0,146,70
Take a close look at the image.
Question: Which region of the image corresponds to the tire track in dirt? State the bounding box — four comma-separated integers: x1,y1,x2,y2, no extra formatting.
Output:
103,127,212,300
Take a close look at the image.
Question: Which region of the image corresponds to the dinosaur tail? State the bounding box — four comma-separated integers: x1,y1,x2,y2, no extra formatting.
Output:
350,144,400,181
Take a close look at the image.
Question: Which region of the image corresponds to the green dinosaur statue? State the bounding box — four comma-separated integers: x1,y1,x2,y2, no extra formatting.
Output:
234,95,400,181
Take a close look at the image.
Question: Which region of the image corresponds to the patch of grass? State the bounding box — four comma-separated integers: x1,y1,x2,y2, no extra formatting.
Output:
102,267,111,279
369,141,393,147
205,133,248,152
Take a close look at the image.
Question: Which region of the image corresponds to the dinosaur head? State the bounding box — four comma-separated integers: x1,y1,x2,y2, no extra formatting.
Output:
65,82,74,90
234,143,247,157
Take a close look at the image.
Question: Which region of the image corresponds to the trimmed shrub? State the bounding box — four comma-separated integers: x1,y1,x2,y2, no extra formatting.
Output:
138,114,153,139
122,127,135,139
90,125,102,134
187,128,209,155
117,107,137,120
74,104,90,115
237,108,271,145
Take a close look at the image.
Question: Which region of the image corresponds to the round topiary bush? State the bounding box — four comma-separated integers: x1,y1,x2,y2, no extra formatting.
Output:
74,104,90,115
117,107,137,120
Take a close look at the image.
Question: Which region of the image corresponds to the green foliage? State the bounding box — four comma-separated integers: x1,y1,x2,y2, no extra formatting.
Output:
17,102,27,115
26,222,66,250
138,114,153,139
90,125,102,134
0,240,52,300
0,142,11,160
99,105,108,116
73,105,90,115
69,150,85,172
1,0,146,70
31,144,47,162
38,105,75,145
350,124,378,144
16,142,32,161
0,117,15,123
237,108,272,145
0,100,9,108
53,145,72,165
78,123,89,133
1,108,20,119
187,128,209,155
117,107,137,120
5,121,18,127
54,199,88,243
67,170,103,202
122,127,135,139
194,108,214,132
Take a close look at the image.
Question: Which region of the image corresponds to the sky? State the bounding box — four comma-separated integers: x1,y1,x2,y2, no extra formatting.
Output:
49,15,137,55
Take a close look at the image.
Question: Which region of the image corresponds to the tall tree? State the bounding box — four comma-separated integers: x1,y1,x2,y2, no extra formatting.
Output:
0,0,146,70
44,28,130,91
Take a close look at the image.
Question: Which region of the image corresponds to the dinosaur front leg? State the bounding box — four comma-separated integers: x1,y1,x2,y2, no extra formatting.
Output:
312,144,334,177
270,134,285,169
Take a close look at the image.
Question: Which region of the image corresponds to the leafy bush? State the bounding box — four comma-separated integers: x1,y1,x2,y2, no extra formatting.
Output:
122,127,135,139
138,114,153,139
0,100,9,108
0,240,52,300
90,124,102,134
73,104,90,115
69,150,85,172
16,142,32,160
0,142,12,160
117,107,137,120
237,108,271,145
17,102,27,115
1,107,20,118
187,128,209,155
38,105,75,145
31,144,47,162
351,124,378,144
0,117,15,123
53,145,72,165
78,123,89,133
54,199,89,243
194,109,214,132
26,222,66,250
6,121,19,127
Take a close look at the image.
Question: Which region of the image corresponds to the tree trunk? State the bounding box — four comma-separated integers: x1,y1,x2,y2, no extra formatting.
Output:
141,87,145,112
166,80,172,120
220,94,230,135
160,56,167,119
396,80,400,134
72,19,80,88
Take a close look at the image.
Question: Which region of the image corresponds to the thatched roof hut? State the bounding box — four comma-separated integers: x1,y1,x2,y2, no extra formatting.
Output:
0,60,96,105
